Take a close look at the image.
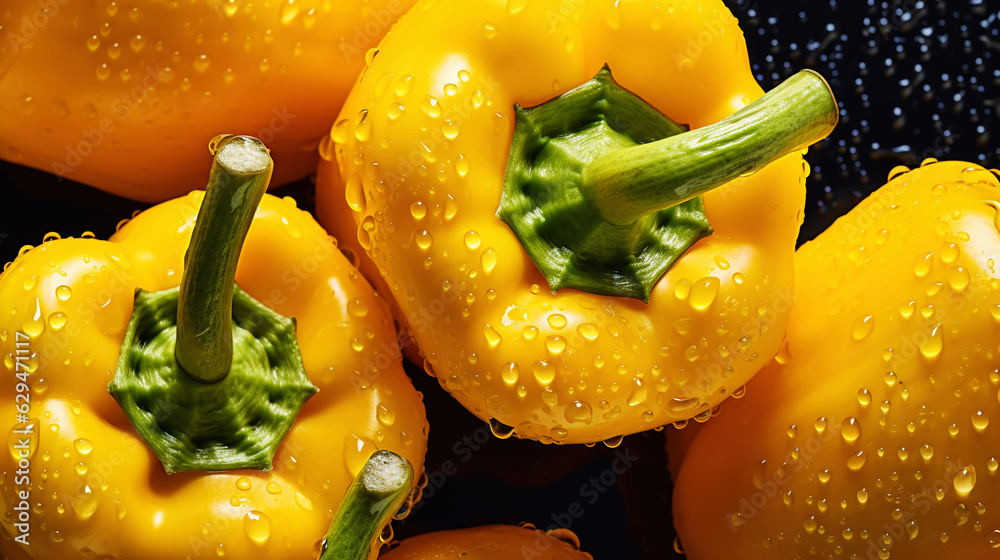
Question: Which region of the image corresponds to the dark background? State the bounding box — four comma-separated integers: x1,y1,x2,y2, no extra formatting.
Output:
1,1,997,559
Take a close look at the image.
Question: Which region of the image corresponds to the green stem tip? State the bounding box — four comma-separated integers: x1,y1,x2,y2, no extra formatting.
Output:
319,450,414,560
175,135,273,384
583,69,838,226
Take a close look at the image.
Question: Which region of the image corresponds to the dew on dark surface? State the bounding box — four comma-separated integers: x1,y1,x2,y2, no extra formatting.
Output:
731,0,1000,243
0,2,998,560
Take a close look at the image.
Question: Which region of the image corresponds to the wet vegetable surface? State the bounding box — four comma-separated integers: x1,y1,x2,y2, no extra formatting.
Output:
1,1,997,559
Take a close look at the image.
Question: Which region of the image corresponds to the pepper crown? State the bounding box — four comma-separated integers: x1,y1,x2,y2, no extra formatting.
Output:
109,135,318,474
498,66,838,301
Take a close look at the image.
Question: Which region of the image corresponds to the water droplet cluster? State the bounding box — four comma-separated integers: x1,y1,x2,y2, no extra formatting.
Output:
732,0,999,241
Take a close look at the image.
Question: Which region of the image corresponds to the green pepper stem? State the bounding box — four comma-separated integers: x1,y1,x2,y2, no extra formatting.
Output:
582,70,838,226
175,135,273,384
319,450,414,560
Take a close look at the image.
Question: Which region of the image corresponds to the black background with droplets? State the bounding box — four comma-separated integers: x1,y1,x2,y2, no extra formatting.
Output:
1,1,998,559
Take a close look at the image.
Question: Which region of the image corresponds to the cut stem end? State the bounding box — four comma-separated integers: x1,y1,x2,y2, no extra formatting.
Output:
319,450,415,560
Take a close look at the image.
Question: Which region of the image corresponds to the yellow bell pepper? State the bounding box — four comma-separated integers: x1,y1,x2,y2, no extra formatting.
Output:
0,0,414,201
379,524,593,559
674,161,1000,558
316,0,837,444
0,136,427,558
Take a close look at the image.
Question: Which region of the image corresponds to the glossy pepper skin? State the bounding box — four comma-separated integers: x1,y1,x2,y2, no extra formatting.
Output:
316,0,814,444
381,525,593,560
317,154,424,367
0,184,427,557
674,162,1000,559
0,0,414,201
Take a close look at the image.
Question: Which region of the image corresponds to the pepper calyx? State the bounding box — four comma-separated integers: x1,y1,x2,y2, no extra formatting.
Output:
498,66,838,302
108,135,318,474
110,285,317,474
498,65,711,302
